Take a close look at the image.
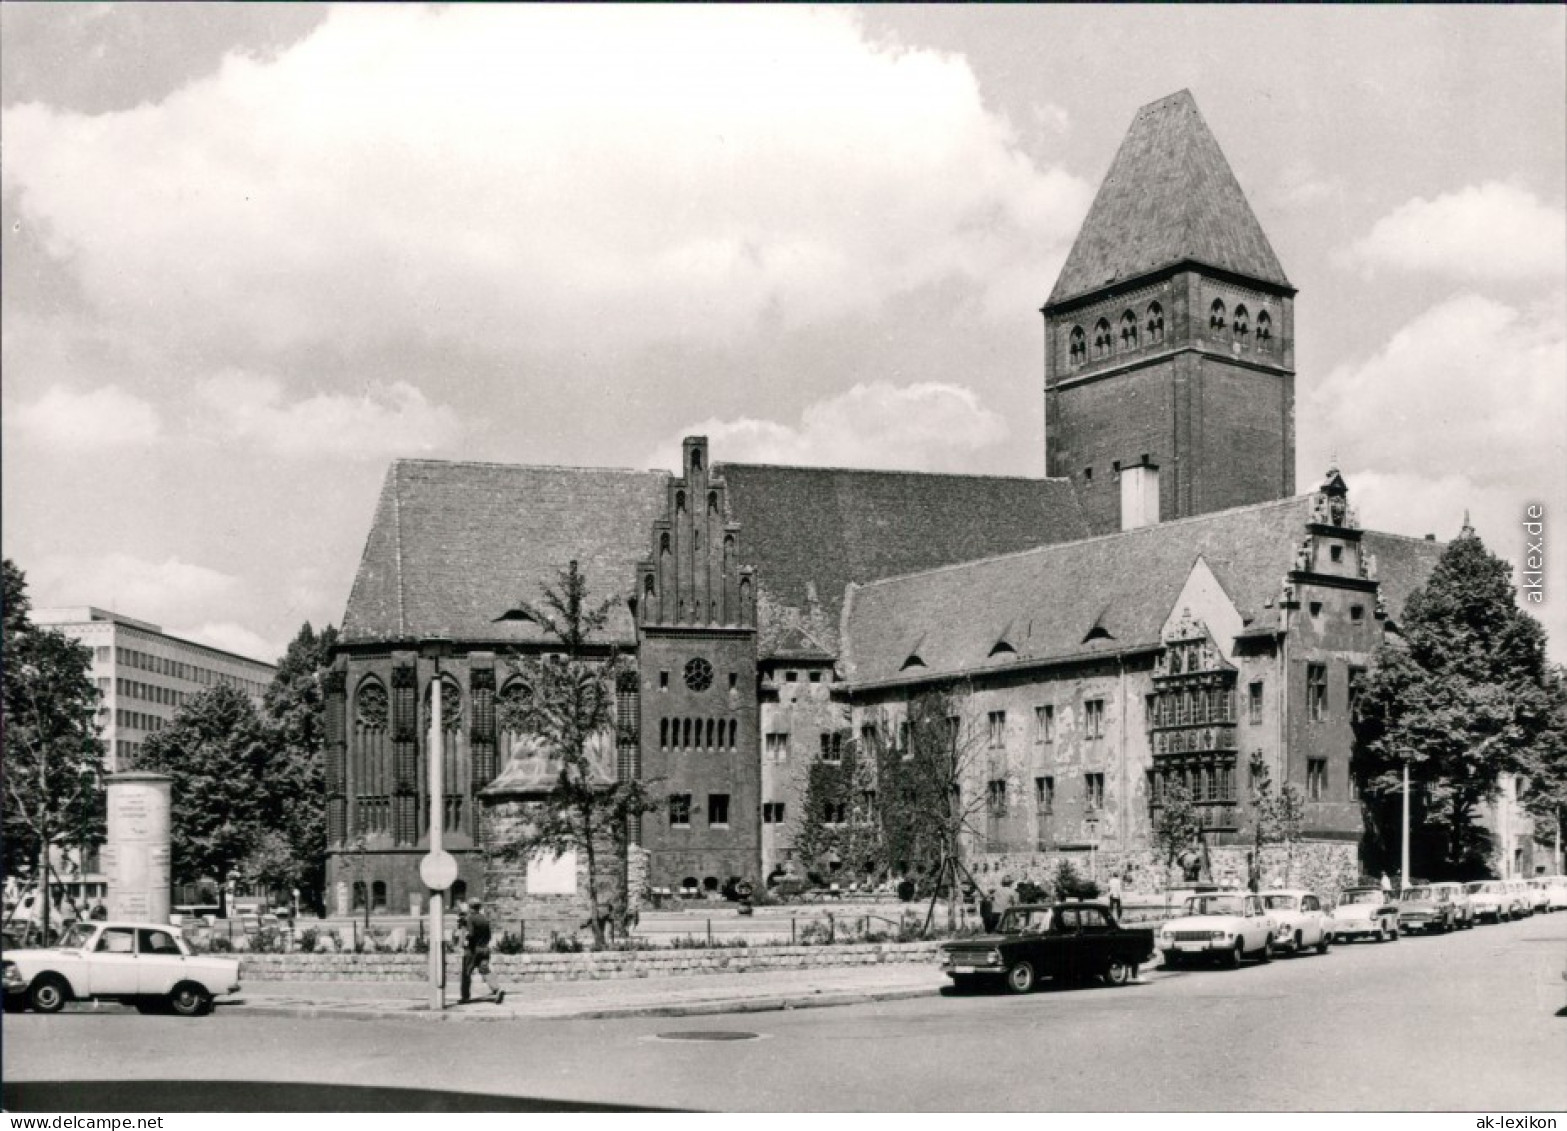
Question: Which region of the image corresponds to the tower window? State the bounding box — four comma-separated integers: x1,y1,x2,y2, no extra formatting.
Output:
1146,302,1165,344
1120,310,1138,350
1083,467,1093,484
1308,758,1327,801
1093,318,1113,359
1257,310,1272,353
1069,326,1087,366
707,794,730,827
1232,304,1250,340
1307,664,1328,722
669,793,692,828
1209,298,1227,334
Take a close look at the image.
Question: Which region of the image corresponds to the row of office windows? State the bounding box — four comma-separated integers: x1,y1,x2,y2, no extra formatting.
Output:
986,772,1104,817
113,678,194,709
115,709,166,733
102,646,268,698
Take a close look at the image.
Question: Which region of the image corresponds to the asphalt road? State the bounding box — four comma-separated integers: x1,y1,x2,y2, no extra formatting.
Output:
5,911,1565,1112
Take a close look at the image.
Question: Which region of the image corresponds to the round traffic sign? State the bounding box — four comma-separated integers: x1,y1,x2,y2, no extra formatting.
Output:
419,849,459,891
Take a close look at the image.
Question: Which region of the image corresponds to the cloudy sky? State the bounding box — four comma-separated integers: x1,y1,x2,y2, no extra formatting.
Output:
3,4,1563,663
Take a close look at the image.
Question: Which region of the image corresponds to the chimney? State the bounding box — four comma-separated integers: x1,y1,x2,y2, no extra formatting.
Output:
1120,458,1161,531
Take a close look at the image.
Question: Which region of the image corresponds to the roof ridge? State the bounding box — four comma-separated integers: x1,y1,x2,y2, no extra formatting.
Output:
853,494,1311,592
717,461,1074,485
393,462,406,638
1361,528,1450,547
390,457,669,476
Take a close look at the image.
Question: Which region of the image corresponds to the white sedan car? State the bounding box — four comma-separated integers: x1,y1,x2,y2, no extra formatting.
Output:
1329,887,1400,942
2,921,241,1016
1156,892,1278,967
1259,889,1332,955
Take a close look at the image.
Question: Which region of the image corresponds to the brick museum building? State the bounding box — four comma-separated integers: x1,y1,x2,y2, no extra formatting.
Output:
323,91,1452,920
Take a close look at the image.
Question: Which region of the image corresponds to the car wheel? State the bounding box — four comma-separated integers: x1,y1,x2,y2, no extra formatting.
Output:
28,975,70,1014
1103,960,1134,987
1292,931,1303,955
168,983,212,1017
1389,921,1400,940
1005,962,1036,995
1315,932,1331,955
1224,939,1244,968
1260,937,1275,962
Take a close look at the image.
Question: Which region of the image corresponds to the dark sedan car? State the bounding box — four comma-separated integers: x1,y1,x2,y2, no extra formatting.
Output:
939,903,1156,994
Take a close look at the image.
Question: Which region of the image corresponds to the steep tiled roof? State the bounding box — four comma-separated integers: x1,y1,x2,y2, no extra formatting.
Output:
717,463,1091,646
841,496,1316,688
1363,531,1446,623
1047,89,1291,308
341,460,668,646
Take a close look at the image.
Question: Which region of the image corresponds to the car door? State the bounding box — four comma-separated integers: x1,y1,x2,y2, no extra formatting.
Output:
1244,896,1270,950
136,928,187,996
1051,906,1086,977
1299,896,1322,944
88,926,140,996
1075,906,1114,972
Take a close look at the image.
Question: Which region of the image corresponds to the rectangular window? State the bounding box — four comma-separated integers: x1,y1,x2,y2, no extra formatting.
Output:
1084,772,1105,810
762,802,785,824
897,720,910,752
1248,681,1264,725
1307,664,1328,722
819,732,843,763
987,710,1006,748
824,801,846,826
765,733,789,761
1308,758,1327,801
1348,667,1366,716
659,671,669,690
729,672,738,692
784,671,798,683
1035,704,1054,743
1084,699,1105,739
1144,694,1157,726
708,794,730,827
1035,775,1054,813
860,723,877,749
808,671,821,683
987,779,1008,816
1350,604,1364,622
1147,769,1161,806
669,793,691,828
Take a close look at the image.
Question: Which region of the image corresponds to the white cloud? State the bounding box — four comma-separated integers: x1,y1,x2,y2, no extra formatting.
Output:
193,371,461,459
650,381,1008,473
167,621,280,665
1,6,1090,360
1307,293,1565,491
1344,182,1567,281
27,552,242,623
5,384,161,450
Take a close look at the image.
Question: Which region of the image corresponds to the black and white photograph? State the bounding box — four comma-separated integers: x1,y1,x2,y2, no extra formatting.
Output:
2,3,1564,1117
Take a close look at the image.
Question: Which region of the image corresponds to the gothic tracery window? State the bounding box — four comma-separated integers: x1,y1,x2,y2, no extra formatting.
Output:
1069,326,1087,366
1146,302,1165,344
1256,310,1272,353
425,677,461,732
1120,310,1138,351
1209,298,1227,334
1232,304,1250,341
1093,318,1113,359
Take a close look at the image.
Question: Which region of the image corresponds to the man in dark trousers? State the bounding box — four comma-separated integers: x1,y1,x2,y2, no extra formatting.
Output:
459,900,506,1005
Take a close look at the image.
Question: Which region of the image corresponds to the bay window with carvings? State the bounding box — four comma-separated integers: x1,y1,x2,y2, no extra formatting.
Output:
1148,611,1240,833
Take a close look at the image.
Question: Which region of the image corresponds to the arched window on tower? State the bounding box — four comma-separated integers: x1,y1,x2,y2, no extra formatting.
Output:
676,490,686,514
1093,318,1112,360
691,448,703,472
1209,299,1227,335
1146,302,1165,344
1232,304,1250,342
1068,326,1086,366
1256,310,1272,354
1120,310,1138,351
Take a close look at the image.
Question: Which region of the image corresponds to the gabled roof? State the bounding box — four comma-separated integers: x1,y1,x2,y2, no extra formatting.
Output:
841,496,1314,688
341,460,668,646
716,463,1090,651
1047,89,1291,308
1362,531,1446,623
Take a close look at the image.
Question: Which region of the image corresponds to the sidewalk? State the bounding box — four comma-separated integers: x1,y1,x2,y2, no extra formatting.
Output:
227,963,949,1023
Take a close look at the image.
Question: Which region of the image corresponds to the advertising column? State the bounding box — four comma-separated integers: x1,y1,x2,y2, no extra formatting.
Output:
103,771,173,923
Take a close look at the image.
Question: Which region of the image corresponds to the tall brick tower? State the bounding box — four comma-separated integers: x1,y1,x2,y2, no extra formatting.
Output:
1043,90,1296,535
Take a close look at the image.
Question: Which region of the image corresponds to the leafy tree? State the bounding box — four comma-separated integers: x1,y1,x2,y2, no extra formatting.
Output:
793,726,884,887
493,562,656,948
260,622,340,911
1151,779,1204,896
1352,524,1554,880
1248,752,1306,887
2,560,106,936
137,684,276,913
1517,664,1567,868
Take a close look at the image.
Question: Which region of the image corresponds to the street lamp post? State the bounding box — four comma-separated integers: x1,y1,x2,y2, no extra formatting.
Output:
419,639,457,1013
1400,754,1411,889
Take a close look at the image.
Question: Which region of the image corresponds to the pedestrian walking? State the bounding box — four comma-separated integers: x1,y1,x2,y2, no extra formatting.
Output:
1379,872,1392,896
88,898,107,921
459,900,506,1005
1108,871,1124,920
991,876,1015,925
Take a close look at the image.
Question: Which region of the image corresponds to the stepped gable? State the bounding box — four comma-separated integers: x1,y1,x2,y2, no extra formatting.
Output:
715,462,1090,651
1046,89,1291,309
341,459,668,646
840,495,1315,688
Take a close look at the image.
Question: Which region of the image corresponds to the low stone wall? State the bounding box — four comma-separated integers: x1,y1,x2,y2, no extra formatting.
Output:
241,941,941,983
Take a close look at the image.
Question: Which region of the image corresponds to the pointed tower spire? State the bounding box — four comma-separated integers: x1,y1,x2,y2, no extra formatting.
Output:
1461,509,1474,537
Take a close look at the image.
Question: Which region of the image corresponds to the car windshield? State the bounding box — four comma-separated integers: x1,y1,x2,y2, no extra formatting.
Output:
1468,882,1504,894
1186,896,1245,916
56,922,96,950
1262,895,1298,910
1401,887,1433,901
1342,890,1383,905
1000,908,1052,934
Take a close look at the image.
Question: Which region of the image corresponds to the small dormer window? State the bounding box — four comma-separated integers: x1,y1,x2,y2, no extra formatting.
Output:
1069,326,1087,366
899,653,926,672
1209,299,1227,334
1329,545,1343,563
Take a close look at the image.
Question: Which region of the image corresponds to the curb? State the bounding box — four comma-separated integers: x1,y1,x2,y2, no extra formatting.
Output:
225,984,942,1024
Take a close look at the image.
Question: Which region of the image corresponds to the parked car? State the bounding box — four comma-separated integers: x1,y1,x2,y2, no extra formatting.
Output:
1505,881,1534,918
938,903,1155,993
1155,891,1277,967
1,921,241,1016
1428,882,1475,928
1464,880,1513,923
1540,876,1567,912
1328,887,1400,942
1395,885,1459,934
1523,878,1551,915
1258,889,1332,955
